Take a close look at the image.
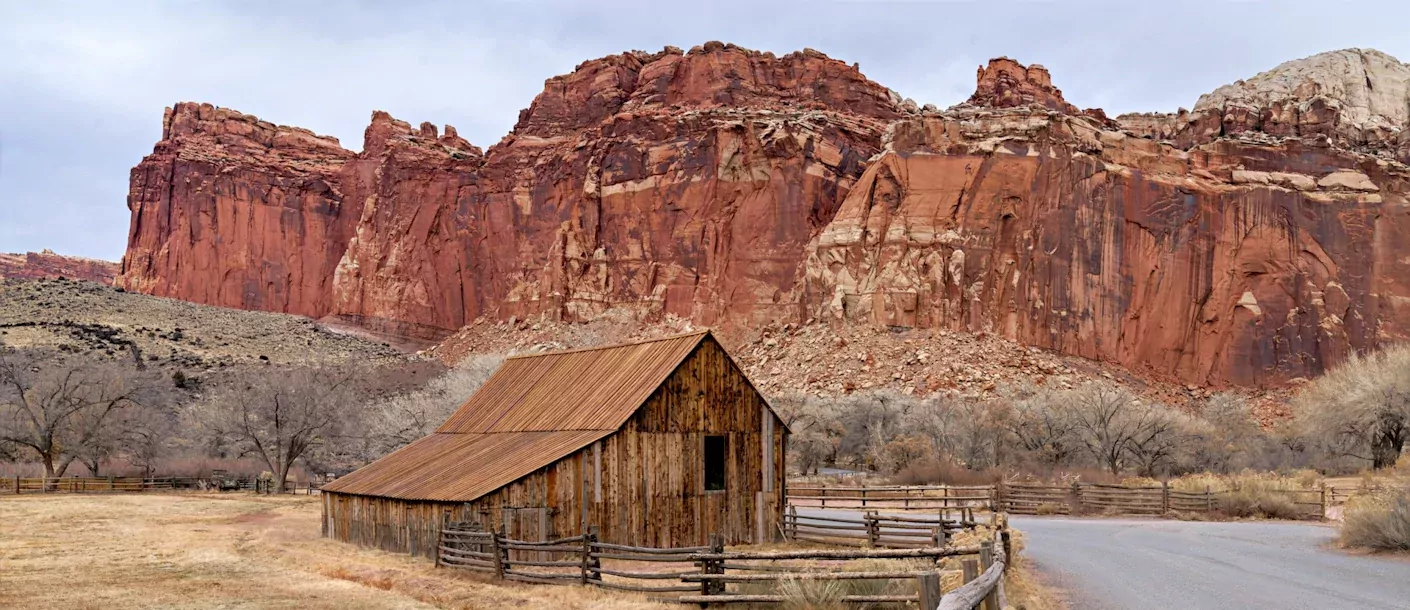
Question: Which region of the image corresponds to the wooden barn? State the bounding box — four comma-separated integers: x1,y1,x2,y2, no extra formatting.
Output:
321,330,787,557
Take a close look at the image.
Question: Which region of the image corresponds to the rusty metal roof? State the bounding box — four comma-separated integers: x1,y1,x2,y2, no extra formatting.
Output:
323,331,712,501
320,430,607,501
437,330,709,433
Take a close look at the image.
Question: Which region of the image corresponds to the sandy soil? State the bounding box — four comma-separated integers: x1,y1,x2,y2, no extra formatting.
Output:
0,493,669,610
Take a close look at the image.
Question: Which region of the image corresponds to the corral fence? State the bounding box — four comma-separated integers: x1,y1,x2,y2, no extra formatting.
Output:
998,482,1327,520
1,475,322,495
789,481,1339,520
436,518,1008,607
787,484,995,511
782,505,979,548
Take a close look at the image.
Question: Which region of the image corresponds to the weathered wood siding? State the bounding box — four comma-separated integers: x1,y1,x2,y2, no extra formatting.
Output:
324,336,787,557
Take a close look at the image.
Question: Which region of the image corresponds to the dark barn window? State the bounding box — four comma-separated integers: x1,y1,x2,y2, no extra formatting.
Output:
704,435,728,491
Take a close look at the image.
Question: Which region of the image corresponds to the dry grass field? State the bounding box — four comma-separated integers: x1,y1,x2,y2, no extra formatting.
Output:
0,493,1060,609
0,493,670,609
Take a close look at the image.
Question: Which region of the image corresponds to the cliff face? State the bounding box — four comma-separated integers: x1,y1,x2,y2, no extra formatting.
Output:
805,57,1410,386
119,46,1410,387
330,44,900,338
0,250,118,284
1115,49,1410,162
121,103,357,318
120,43,900,339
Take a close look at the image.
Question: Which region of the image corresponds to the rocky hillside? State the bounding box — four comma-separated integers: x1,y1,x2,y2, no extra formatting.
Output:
0,278,403,370
116,45,1410,388
1,250,118,284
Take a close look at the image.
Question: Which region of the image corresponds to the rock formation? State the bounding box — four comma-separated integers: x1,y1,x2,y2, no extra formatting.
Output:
0,250,118,284
1115,48,1410,161
119,46,1410,387
806,56,1410,386
121,43,901,340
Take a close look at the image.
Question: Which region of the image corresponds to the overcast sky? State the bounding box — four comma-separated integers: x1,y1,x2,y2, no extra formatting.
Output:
3,1,1408,261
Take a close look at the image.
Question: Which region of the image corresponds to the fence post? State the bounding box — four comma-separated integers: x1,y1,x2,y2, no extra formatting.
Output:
1319,482,1328,521
962,558,979,592
1162,481,1170,514
787,505,798,541
582,525,600,585
918,571,941,609
489,529,506,579
865,511,879,547
980,540,997,610
14,475,19,495
435,515,446,568
1001,528,1013,566
701,533,725,597
861,487,867,509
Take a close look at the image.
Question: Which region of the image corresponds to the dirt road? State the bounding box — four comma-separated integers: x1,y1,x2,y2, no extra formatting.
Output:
1012,516,1410,610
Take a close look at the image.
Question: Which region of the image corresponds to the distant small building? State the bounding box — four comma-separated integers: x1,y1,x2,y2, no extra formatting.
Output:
321,330,787,557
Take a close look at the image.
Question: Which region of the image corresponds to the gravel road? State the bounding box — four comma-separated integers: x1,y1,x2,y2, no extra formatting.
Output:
1011,516,1410,610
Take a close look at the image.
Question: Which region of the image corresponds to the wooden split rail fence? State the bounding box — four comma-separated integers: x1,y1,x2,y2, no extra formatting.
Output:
937,529,1010,610
998,482,1326,519
2,476,322,495
787,484,995,511
789,481,1336,520
781,505,979,549
437,520,1002,607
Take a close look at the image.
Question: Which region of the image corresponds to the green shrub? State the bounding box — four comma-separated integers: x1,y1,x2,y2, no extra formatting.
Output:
1340,487,1410,551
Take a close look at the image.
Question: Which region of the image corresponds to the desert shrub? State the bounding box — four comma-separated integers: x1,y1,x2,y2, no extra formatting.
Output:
776,577,847,610
750,559,924,610
1219,483,1304,519
1340,486,1410,551
1295,344,1410,470
892,457,1002,486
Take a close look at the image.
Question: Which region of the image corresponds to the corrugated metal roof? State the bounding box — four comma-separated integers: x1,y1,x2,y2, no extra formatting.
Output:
320,430,607,501
437,330,709,433
323,331,712,501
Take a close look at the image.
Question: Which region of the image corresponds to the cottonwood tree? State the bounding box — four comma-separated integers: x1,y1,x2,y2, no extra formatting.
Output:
1296,345,1410,469
196,365,371,492
0,347,156,478
357,354,502,460
1066,383,1187,476
1003,384,1081,469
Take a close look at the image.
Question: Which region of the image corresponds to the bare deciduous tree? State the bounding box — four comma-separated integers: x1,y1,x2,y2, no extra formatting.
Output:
1065,383,1186,476
358,354,502,460
195,365,370,492
1296,345,1410,469
0,348,156,478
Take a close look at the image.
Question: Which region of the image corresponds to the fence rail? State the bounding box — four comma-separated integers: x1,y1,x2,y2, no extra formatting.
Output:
437,518,997,606
1,475,322,495
787,484,995,511
782,505,978,549
790,481,1337,520
937,529,1009,610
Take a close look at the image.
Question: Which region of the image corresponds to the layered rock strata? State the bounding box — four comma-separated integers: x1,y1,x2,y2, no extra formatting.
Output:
119,46,1410,386
0,250,118,284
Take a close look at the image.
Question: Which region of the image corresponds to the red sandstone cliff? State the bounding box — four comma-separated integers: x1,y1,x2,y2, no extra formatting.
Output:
0,250,118,284
119,46,1410,386
805,56,1410,386
121,43,901,340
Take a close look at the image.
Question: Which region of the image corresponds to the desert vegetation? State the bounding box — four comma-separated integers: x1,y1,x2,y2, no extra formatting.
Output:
777,343,1409,484
1340,485,1410,551
0,335,501,487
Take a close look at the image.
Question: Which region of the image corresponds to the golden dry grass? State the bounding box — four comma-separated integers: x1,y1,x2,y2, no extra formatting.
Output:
0,493,670,610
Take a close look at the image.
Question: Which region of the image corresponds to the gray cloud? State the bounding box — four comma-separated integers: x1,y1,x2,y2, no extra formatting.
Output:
3,0,1408,260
